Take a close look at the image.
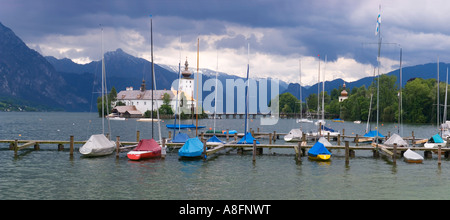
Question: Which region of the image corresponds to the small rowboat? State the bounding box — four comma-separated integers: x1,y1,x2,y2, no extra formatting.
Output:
403,148,423,163
127,139,161,160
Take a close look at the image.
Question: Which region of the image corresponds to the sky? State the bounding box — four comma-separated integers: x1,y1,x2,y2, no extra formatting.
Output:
1,0,450,85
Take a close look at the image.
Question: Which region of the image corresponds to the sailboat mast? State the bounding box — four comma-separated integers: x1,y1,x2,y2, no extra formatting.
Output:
244,43,250,135
195,38,199,136
172,36,182,138
437,57,440,130
299,59,302,124
214,50,218,132
376,5,382,143
398,47,403,135
444,68,448,125
317,55,320,121
101,26,105,135
150,17,154,139
322,55,326,123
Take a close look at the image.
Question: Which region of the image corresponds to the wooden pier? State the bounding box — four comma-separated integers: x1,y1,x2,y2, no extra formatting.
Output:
1,129,449,166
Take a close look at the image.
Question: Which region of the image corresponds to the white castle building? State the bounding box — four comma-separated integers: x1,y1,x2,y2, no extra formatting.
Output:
113,59,196,117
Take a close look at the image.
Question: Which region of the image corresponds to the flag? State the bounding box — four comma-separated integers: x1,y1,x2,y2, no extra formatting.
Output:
375,13,381,36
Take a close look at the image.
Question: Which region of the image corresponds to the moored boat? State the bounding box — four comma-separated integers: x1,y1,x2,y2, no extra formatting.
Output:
424,134,446,148
179,137,204,158
80,134,116,157
127,138,161,160
307,141,331,161
403,148,424,163
284,128,303,142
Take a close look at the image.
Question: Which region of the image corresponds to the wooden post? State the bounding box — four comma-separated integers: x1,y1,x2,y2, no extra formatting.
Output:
161,138,166,159
342,128,345,136
257,127,260,133
252,139,256,162
273,131,277,142
297,141,302,161
438,145,442,166
234,133,237,141
136,130,140,142
355,134,359,146
345,141,349,165
412,131,415,147
58,143,64,151
69,135,74,158
168,131,171,140
116,136,120,159
202,139,207,160
226,129,229,141
201,132,204,142
269,133,272,145
393,143,397,165
34,142,40,150
337,134,341,146
14,139,18,157
327,132,330,142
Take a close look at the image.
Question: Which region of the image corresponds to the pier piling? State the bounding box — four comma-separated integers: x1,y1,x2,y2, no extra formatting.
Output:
70,135,74,158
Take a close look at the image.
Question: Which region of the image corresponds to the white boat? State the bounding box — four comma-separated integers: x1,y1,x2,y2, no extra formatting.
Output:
297,118,313,123
109,117,126,121
284,129,303,142
137,118,160,122
424,134,446,148
80,134,116,157
353,120,361,124
403,148,423,163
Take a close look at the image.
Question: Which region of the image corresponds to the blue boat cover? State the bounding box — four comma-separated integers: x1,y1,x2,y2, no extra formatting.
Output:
178,137,204,157
171,132,189,143
207,135,224,143
429,134,444,143
321,125,336,132
364,130,385,138
166,124,206,129
237,132,260,144
308,141,331,157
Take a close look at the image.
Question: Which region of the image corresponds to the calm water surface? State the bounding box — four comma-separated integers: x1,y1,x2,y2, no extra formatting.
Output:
1,112,449,200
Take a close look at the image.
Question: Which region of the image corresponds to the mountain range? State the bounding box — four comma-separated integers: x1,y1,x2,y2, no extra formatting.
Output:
0,21,448,112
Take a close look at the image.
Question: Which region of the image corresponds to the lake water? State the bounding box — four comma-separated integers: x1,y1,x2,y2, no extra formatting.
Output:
1,112,449,200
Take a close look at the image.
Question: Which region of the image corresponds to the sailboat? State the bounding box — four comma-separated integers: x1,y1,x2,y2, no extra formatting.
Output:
207,51,225,145
440,68,450,139
237,43,260,145
364,6,384,142
309,55,339,138
79,27,115,157
127,16,162,160
285,60,308,142
179,38,206,158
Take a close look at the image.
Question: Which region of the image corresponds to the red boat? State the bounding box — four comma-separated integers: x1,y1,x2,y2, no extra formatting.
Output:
127,139,161,160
